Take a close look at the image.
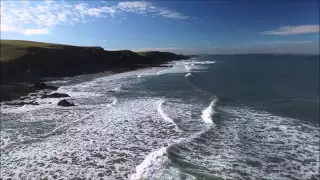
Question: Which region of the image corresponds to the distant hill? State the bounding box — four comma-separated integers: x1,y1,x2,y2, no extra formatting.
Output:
0,40,78,61
0,40,192,83
137,51,187,61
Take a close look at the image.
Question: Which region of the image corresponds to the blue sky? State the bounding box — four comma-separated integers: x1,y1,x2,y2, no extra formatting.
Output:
1,0,319,54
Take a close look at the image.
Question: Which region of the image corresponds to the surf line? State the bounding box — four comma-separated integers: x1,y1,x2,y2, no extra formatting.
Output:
130,147,168,180
156,99,180,131
131,99,217,180
157,69,168,75
201,98,218,124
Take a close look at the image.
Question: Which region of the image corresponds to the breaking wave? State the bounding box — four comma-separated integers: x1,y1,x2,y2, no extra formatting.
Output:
201,99,218,124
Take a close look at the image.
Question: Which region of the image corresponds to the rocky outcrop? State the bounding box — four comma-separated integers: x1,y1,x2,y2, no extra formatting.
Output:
57,99,75,107
42,93,70,98
5,101,39,106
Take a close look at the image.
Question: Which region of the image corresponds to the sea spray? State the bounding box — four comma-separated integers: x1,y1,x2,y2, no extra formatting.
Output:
130,147,169,180
205,61,216,64
184,65,191,71
201,99,218,124
157,100,175,124
157,70,164,75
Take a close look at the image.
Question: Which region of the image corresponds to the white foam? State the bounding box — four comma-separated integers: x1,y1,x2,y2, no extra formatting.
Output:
130,147,168,180
157,100,175,124
205,61,216,64
108,86,122,92
185,73,192,77
47,80,69,84
1,96,181,179
185,61,216,65
201,99,217,124
158,63,190,74
108,97,118,106
130,98,215,180
157,69,168,75
184,65,191,71
176,106,320,180
0,59,211,179
182,61,209,72
48,97,117,136
135,67,170,77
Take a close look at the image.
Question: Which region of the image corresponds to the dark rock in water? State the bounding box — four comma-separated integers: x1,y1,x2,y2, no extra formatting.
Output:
57,99,75,107
6,101,39,106
34,82,58,90
42,93,70,98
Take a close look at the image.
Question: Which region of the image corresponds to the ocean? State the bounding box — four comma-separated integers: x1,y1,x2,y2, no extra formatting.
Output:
1,54,319,180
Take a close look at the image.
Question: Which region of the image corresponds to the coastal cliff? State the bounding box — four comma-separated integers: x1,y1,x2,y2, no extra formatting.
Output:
0,40,194,101
1,40,192,83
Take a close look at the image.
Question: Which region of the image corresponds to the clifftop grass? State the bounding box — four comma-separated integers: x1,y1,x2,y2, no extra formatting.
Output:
0,40,78,61
137,51,186,60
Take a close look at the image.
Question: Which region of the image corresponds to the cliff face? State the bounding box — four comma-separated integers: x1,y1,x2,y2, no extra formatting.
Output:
137,51,188,62
1,40,192,83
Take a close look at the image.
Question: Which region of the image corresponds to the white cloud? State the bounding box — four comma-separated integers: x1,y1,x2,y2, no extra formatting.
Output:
1,24,19,33
201,40,211,45
118,1,150,13
117,1,187,19
157,9,187,20
262,25,320,35
1,23,50,35
1,24,50,35
23,27,50,35
0,1,187,35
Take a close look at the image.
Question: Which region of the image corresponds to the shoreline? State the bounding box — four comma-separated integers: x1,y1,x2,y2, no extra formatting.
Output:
1,40,191,102
0,64,173,103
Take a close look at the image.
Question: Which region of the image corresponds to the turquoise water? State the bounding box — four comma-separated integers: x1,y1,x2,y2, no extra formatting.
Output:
1,55,319,180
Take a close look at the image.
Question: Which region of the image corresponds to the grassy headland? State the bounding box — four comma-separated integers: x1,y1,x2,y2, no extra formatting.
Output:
0,40,194,101
1,40,193,82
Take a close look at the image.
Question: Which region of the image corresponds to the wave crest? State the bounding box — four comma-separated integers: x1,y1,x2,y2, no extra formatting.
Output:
130,147,169,180
201,99,218,124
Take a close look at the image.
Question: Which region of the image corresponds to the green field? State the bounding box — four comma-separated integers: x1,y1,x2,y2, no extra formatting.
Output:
1,40,189,62
0,40,77,61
